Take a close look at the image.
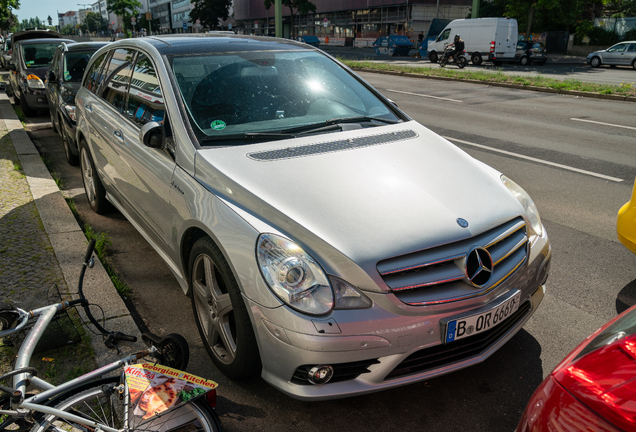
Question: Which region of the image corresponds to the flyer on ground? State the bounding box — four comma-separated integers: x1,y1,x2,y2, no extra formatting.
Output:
125,363,218,425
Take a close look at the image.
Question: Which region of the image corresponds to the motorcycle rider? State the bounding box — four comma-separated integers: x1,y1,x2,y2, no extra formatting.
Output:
444,34,465,63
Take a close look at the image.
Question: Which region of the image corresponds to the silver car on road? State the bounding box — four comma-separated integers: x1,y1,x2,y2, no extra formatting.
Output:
75,35,551,400
587,40,636,69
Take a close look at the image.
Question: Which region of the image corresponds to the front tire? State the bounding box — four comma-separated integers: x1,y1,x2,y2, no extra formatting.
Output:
79,141,111,214
19,93,37,117
632,59,636,70
60,117,79,166
429,51,438,63
519,55,529,66
190,237,261,379
590,56,601,68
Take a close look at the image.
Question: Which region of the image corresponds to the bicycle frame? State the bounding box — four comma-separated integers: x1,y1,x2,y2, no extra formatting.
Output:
0,302,154,432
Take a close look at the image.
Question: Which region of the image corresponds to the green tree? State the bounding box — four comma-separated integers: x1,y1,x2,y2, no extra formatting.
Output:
136,12,160,34
106,0,142,31
84,11,108,33
263,0,316,39
0,0,19,31
190,0,232,29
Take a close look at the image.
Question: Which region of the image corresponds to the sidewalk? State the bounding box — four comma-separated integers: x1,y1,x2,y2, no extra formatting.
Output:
0,91,144,374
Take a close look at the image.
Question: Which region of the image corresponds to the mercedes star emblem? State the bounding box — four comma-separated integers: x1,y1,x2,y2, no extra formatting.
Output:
465,247,493,287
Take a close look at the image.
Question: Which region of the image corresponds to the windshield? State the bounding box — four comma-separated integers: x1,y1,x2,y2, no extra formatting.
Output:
21,43,60,68
64,50,97,82
169,50,399,142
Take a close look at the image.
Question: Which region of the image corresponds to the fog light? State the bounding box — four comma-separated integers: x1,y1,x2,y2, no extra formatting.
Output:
308,365,334,385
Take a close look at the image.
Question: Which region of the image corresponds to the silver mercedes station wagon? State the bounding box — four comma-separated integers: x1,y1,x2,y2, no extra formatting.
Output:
75,35,551,401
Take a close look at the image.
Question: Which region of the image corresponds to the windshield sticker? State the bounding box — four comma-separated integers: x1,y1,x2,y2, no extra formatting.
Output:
210,120,226,131
26,60,34,65
64,71,71,81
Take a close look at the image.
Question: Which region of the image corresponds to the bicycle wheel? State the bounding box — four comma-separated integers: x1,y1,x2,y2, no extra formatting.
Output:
31,381,223,432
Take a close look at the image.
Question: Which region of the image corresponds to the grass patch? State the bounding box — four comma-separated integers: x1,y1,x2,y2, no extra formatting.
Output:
339,59,636,97
41,155,64,188
83,223,131,298
12,105,27,127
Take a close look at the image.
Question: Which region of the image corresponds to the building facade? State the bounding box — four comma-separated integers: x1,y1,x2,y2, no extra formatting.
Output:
233,0,471,42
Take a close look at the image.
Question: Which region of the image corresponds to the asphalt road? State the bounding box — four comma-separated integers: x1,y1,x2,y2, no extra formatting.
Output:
9,73,636,432
321,46,636,86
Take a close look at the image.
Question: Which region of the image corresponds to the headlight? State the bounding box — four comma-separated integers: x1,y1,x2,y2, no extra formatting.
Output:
501,175,543,236
26,74,45,89
63,104,76,122
257,234,372,315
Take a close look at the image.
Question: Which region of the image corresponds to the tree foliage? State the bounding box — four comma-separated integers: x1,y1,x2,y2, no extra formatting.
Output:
190,0,232,29
0,0,19,31
135,12,161,33
81,11,109,33
106,0,142,30
263,0,316,38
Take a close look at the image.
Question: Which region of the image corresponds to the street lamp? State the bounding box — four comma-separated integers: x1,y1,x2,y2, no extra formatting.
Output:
78,3,93,35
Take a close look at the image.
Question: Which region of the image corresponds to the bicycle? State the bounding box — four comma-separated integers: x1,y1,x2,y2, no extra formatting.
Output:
0,239,224,432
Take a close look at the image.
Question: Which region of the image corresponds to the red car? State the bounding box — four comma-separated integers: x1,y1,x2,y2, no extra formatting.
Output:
517,304,636,431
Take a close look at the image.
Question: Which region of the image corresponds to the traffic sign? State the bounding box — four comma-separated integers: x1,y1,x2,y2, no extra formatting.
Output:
131,17,136,24
196,19,200,25
323,18,328,28
183,21,187,31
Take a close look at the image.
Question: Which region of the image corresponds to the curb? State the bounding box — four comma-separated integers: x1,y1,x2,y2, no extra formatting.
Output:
350,67,636,103
0,93,145,366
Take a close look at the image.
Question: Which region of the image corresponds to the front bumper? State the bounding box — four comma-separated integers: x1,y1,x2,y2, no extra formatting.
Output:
23,89,49,110
249,235,551,400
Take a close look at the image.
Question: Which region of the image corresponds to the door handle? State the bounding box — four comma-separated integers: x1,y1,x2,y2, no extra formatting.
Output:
113,129,124,141
85,103,93,112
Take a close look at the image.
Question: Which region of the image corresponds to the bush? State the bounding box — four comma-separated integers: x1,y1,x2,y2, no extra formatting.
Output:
587,27,621,46
624,29,636,41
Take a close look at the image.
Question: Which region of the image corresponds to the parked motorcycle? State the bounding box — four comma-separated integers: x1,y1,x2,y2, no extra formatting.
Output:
440,46,467,68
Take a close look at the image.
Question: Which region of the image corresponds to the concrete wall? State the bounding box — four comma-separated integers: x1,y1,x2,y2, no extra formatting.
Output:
569,45,605,56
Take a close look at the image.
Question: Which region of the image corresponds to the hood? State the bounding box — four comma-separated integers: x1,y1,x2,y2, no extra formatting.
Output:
24,66,50,80
194,122,526,287
12,30,62,44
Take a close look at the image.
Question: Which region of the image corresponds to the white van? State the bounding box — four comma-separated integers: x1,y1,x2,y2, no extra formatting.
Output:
427,17,518,65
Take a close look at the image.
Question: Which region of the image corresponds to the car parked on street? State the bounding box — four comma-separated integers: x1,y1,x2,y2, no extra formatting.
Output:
617,177,636,255
46,41,109,165
7,29,74,116
516,302,636,432
0,35,12,69
75,34,551,401
515,40,547,66
587,40,636,69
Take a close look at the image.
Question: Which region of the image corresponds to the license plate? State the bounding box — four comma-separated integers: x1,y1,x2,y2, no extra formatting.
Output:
444,292,521,343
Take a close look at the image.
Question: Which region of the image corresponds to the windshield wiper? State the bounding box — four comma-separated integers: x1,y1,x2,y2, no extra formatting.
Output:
199,132,295,144
282,116,400,134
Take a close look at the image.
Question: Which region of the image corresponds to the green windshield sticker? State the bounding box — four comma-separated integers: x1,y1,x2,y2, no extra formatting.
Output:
210,120,226,131
26,60,34,65
64,71,71,80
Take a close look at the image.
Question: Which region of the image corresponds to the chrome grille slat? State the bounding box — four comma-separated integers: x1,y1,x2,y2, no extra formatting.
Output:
377,217,528,305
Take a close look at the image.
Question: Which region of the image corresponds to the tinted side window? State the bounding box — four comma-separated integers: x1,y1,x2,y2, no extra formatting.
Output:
101,49,136,113
628,44,636,52
437,29,451,42
84,52,109,94
125,53,164,127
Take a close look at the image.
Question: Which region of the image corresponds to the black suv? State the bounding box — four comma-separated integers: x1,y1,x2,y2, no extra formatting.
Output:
7,29,74,116
46,41,108,165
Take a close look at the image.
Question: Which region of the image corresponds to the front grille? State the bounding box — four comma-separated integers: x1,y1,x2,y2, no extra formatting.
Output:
291,359,381,385
377,217,528,305
385,301,531,380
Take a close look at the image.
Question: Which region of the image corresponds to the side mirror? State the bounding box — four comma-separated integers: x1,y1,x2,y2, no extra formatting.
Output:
7,62,16,71
139,121,164,149
47,70,57,82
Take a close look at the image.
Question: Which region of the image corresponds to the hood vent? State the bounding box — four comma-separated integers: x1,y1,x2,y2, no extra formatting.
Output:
247,129,418,161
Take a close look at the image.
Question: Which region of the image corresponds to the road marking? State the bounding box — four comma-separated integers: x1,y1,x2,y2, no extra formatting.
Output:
386,89,463,103
571,118,636,131
443,136,624,183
